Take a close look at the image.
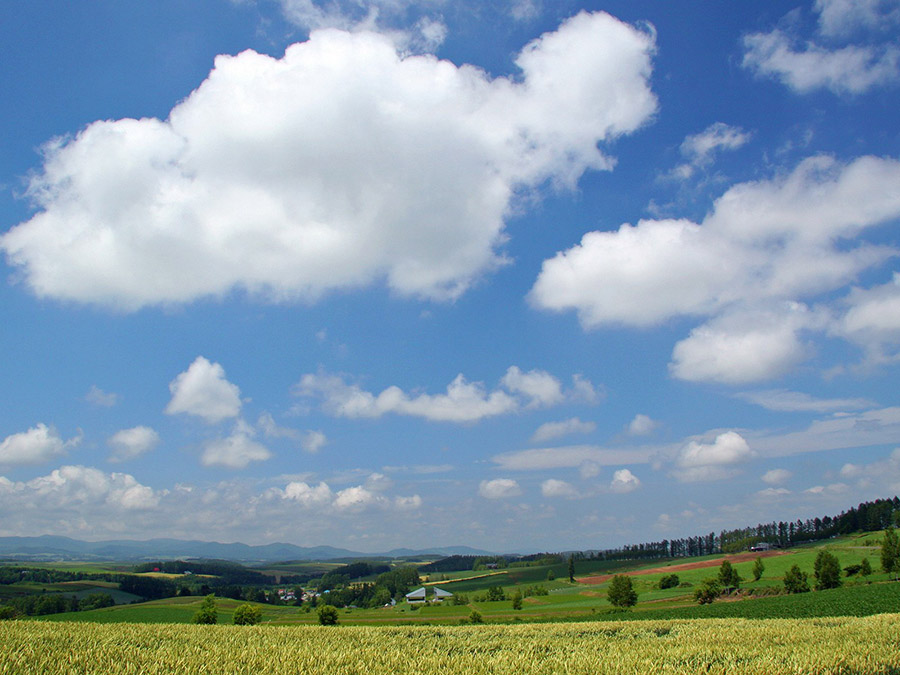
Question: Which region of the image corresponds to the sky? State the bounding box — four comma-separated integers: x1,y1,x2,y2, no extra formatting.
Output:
1,0,899,554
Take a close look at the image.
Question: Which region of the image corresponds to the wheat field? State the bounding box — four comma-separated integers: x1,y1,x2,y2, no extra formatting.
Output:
2,614,899,674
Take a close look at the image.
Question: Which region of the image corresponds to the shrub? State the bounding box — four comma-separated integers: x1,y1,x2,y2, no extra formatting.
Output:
485,586,505,602
511,591,522,610
784,565,810,594
317,605,339,626
694,579,721,605
658,574,679,590
468,610,483,624
192,595,218,625
233,603,262,626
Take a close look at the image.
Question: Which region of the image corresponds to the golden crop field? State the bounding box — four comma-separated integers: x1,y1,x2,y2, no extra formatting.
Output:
2,614,899,674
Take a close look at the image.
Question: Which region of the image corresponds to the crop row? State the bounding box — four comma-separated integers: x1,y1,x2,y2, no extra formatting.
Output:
2,614,900,674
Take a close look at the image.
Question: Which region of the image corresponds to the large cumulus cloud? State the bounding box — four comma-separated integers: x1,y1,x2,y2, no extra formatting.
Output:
1,12,656,310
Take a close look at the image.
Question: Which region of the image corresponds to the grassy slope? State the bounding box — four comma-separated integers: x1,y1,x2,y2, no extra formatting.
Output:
12,531,898,626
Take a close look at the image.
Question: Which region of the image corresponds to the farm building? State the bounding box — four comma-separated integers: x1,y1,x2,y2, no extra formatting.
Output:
405,587,426,603
432,587,453,602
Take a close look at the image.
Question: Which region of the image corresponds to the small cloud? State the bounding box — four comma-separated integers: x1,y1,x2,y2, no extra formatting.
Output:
736,389,873,413
757,487,791,497
761,468,792,485
672,122,751,179
84,385,118,407
301,430,328,454
531,417,596,443
627,414,658,436
394,494,422,510
165,357,242,424
479,478,522,499
672,431,754,482
107,426,160,463
0,424,80,466
540,478,578,498
609,468,641,493
201,422,272,469
364,472,393,492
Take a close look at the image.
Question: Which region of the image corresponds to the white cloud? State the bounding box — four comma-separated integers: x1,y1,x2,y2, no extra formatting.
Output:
165,357,242,424
107,426,160,463
836,273,900,364
627,414,658,436
673,431,754,482
295,371,517,422
2,12,656,311
0,465,160,511
804,483,849,494
281,480,334,507
540,478,578,498
0,424,79,466
394,494,423,510
201,424,272,468
757,487,791,498
752,407,900,458
364,472,393,492
761,468,793,485
736,389,873,413
333,485,384,511
274,478,420,513
816,0,900,36
743,0,900,95
532,154,900,382
301,430,328,453
501,366,564,408
295,366,588,423
531,417,596,443
669,304,820,384
609,468,641,493
743,30,899,95
673,122,751,179
84,385,118,407
257,412,301,440
479,478,522,499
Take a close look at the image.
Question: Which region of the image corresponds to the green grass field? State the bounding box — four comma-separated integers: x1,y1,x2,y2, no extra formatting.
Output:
6,530,898,627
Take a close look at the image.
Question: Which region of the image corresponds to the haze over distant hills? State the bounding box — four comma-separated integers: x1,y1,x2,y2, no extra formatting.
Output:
0,536,493,562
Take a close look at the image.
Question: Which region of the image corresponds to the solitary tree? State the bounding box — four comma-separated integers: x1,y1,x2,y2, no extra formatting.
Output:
607,575,637,608
717,560,741,592
192,594,218,624
814,551,842,590
568,555,576,583
752,557,765,582
317,605,339,626
860,557,873,578
511,591,523,610
233,603,262,626
783,565,810,594
881,527,900,579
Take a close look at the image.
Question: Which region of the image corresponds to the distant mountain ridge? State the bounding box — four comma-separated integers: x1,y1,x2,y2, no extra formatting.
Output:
0,535,493,562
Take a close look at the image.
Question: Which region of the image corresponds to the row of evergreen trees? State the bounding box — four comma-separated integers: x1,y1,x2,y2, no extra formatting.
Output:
582,497,899,562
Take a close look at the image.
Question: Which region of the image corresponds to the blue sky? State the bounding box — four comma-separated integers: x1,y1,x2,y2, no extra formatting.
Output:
1,0,899,553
